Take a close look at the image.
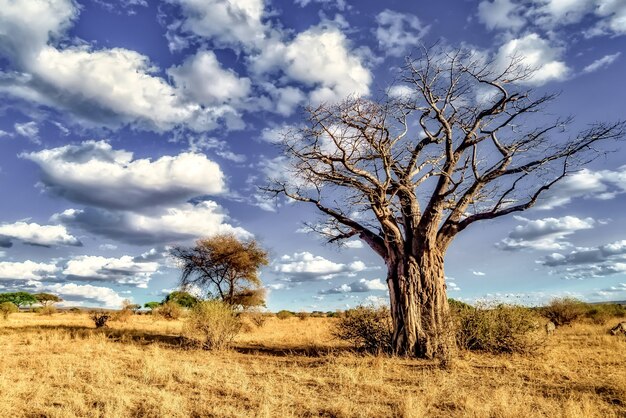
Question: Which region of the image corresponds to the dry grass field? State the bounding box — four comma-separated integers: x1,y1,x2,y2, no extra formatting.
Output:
0,312,624,418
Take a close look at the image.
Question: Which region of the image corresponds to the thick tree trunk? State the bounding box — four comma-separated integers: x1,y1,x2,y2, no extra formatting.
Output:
387,249,453,359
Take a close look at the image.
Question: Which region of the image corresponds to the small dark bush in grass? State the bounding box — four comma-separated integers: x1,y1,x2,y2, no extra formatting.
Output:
276,310,293,320
333,305,393,354
541,297,588,326
153,301,183,320
296,311,309,321
68,307,81,313
90,312,111,328
183,300,241,350
0,301,18,320
454,303,544,354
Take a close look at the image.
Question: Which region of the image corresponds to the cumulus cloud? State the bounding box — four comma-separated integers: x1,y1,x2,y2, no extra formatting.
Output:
319,278,386,294
274,251,367,281
375,9,430,57
44,282,126,308
537,167,626,209
495,33,569,85
498,216,595,251
63,255,159,288
0,221,81,247
540,239,626,279
24,140,225,210
52,201,250,245
168,50,251,106
478,0,526,31
0,260,59,281
342,240,364,249
583,52,621,73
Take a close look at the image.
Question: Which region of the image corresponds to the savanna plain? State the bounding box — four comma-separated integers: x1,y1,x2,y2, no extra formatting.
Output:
0,310,624,418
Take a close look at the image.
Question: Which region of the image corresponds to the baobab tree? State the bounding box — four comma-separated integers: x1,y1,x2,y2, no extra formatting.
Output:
264,47,625,359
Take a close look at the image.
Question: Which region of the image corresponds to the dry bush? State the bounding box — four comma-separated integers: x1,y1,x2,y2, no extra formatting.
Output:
542,297,588,326
38,305,57,316
153,301,183,320
90,312,111,328
333,305,393,354
297,311,309,321
585,304,626,325
183,300,241,350
245,309,267,327
276,310,293,320
454,303,545,354
111,307,133,323
0,301,18,320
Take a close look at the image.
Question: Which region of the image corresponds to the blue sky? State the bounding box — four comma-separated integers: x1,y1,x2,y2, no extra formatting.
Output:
0,0,625,310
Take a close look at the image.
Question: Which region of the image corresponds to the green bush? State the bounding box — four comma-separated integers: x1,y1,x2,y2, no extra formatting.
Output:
153,301,183,320
276,310,293,320
183,300,241,350
541,297,588,326
584,303,626,324
0,301,18,320
454,303,544,354
333,305,393,354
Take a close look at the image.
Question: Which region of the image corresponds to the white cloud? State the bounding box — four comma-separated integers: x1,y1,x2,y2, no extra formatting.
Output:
582,52,621,73
342,240,364,249
13,121,40,143
171,0,267,49
375,9,430,57
498,215,595,251
495,33,570,85
168,50,251,106
274,251,367,281
53,201,251,245
0,221,81,247
472,271,486,276
320,278,386,294
63,255,159,288
24,140,225,210
593,0,626,35
478,0,526,31
0,260,59,281
44,282,126,308
541,240,626,279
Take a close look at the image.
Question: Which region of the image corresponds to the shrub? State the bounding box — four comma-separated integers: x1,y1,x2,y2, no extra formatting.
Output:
38,305,57,316
68,307,81,313
541,297,588,326
276,310,293,320
0,301,18,320
246,309,267,327
183,300,241,350
454,303,544,354
112,308,133,323
333,305,393,354
585,303,626,324
153,301,183,320
296,311,309,321
90,312,111,328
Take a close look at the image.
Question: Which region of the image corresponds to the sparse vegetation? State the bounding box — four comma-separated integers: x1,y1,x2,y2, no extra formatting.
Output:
276,310,293,320
333,305,393,354
153,301,183,320
38,305,57,316
454,303,545,354
183,300,241,350
0,301,18,320
542,297,588,326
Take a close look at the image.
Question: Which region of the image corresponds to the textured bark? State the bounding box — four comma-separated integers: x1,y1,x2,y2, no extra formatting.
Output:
387,249,452,359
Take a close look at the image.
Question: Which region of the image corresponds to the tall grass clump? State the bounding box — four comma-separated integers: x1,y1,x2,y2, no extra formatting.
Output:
0,301,18,320
153,301,183,320
541,297,588,326
183,300,241,350
333,305,393,354
453,303,544,354
38,305,57,316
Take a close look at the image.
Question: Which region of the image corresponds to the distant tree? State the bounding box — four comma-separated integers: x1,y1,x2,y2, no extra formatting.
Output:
144,301,161,311
163,291,199,308
264,46,626,359
121,299,141,313
34,293,62,307
171,234,269,309
0,292,38,309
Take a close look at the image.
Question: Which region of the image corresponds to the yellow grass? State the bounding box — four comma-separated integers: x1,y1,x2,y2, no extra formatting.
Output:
0,312,624,417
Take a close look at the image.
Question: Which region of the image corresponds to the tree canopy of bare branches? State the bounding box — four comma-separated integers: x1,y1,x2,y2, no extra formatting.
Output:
171,234,269,309
264,46,625,359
